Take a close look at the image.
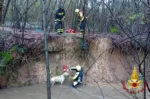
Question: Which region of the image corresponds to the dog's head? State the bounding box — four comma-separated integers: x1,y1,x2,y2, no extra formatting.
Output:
63,72,69,76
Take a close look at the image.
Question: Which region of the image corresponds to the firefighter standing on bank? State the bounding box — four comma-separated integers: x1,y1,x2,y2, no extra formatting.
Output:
55,5,65,34
75,9,86,34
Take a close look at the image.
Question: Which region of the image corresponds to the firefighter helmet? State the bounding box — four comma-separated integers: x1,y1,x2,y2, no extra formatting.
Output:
75,9,79,12
76,65,81,71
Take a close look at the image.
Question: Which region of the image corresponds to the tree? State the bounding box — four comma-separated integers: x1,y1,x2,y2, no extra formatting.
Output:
41,0,51,99
2,0,11,24
0,0,4,23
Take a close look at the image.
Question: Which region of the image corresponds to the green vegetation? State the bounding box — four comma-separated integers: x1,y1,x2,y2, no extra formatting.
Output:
109,26,120,34
0,45,27,75
0,47,15,75
15,45,28,54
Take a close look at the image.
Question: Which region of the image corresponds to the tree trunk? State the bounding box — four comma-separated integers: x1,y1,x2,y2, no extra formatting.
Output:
22,0,29,45
13,0,20,29
2,0,11,24
41,0,51,99
0,0,4,23
148,0,150,5
82,0,87,41
144,58,146,99
82,0,86,16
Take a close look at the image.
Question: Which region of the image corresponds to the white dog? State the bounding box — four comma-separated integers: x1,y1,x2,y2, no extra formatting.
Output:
51,72,69,85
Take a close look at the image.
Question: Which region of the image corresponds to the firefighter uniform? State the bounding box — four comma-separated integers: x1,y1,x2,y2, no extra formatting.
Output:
55,6,65,34
75,9,86,34
70,65,83,88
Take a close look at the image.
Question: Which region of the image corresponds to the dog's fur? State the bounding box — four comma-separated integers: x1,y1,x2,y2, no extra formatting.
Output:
51,72,69,85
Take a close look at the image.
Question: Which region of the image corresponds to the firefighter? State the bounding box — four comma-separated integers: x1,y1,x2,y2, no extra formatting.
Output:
75,9,86,34
55,5,65,34
70,65,83,88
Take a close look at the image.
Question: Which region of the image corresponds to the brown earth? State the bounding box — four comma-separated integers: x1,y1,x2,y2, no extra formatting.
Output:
0,27,148,88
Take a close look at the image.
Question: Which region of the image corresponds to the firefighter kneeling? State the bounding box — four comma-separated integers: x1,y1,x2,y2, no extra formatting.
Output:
69,65,83,88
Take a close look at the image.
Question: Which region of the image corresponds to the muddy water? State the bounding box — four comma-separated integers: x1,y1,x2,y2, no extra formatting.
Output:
0,83,150,99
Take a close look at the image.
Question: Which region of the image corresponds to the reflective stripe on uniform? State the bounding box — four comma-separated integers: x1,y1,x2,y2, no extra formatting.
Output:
78,77,81,82
60,29,63,32
72,72,80,80
55,19,61,21
71,67,77,70
57,29,61,32
57,29,63,32
73,81,78,86
58,12,64,15
80,29,84,32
